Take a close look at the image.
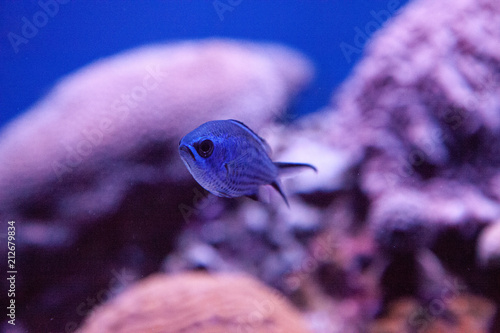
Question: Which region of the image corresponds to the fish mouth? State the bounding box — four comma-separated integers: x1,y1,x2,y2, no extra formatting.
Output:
179,144,196,161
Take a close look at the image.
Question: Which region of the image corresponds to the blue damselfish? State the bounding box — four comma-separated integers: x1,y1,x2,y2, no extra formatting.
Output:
179,119,316,206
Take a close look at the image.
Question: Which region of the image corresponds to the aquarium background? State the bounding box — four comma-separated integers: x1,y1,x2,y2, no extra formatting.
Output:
3,0,500,332
0,0,408,128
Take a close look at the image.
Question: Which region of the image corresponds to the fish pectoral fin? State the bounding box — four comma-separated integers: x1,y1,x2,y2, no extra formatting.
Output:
271,180,289,207
223,160,237,177
223,161,238,178
224,153,250,176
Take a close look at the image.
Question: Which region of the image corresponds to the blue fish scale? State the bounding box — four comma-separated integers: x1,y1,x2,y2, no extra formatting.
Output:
223,138,277,194
179,119,312,204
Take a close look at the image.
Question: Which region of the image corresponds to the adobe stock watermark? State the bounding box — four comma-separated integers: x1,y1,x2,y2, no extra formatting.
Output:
235,293,283,333
51,65,166,181
382,69,500,189
340,0,402,64
284,233,339,290
213,0,243,21
178,187,218,223
64,268,135,333
407,277,467,332
7,0,71,54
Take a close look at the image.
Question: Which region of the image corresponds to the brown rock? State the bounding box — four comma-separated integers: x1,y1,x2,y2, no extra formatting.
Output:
78,273,311,333
370,294,496,333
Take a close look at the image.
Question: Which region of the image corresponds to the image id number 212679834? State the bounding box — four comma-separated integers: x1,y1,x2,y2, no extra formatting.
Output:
6,221,16,326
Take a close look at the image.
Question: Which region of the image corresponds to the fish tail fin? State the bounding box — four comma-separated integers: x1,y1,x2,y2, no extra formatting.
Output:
274,162,317,174
271,180,289,207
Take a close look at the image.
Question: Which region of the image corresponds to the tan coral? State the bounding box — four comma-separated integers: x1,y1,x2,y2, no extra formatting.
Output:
78,273,311,333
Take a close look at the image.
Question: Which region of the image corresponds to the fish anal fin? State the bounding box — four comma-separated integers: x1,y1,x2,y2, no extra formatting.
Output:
246,193,260,201
271,181,289,207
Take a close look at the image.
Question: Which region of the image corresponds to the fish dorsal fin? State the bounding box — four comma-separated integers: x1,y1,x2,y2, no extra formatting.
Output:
228,119,272,154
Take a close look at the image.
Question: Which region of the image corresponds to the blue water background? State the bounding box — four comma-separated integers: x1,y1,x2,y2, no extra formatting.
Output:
0,0,409,130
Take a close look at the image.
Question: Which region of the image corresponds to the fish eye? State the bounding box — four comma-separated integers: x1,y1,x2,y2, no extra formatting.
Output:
196,139,214,158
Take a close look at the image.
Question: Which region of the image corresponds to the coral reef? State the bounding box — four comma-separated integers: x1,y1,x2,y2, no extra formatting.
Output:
0,40,313,332
164,0,500,330
78,273,311,333
1,0,500,331
0,39,312,238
